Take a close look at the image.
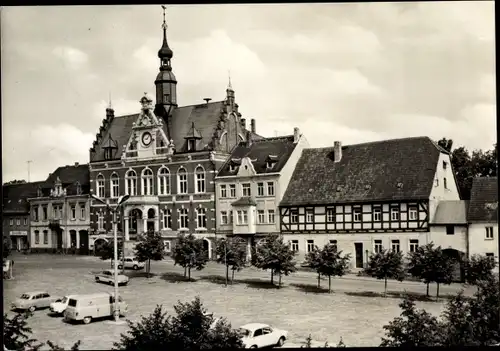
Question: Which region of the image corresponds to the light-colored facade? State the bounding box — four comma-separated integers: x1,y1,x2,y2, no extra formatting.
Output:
215,128,309,258
279,137,464,270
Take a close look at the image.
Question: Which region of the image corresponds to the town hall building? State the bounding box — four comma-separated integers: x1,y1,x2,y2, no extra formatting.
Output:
88,11,262,257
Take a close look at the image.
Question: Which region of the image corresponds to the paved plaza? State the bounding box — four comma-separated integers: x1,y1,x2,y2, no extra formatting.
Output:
4,254,475,349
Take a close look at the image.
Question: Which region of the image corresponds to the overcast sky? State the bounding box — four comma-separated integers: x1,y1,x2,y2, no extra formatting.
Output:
1,2,496,183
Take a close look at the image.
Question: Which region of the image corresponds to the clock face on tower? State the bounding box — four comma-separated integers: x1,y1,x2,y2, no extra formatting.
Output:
142,132,152,147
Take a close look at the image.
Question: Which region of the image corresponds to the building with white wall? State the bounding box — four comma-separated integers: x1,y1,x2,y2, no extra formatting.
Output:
279,136,462,270
215,127,309,259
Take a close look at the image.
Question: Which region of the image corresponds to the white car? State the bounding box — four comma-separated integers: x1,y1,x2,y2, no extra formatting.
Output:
238,323,288,348
50,295,76,314
94,270,129,286
113,257,145,270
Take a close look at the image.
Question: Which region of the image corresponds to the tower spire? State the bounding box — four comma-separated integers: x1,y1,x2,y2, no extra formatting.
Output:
108,91,112,109
228,69,232,90
158,5,173,62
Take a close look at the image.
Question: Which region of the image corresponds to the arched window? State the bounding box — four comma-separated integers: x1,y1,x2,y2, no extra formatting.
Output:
110,173,119,198
196,207,207,229
178,168,188,194
158,168,170,195
195,166,206,193
125,170,137,196
179,208,189,229
162,209,172,229
142,169,154,195
96,174,105,198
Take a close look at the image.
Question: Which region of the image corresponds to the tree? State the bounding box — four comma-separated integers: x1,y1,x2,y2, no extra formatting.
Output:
464,254,497,286
364,249,405,296
3,180,27,185
215,237,247,285
3,311,81,350
304,245,323,288
96,239,123,269
317,245,351,293
172,233,209,280
381,276,500,346
113,297,244,350
134,231,165,278
252,234,297,287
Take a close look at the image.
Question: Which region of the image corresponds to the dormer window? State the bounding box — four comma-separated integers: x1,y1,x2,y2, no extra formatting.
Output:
229,164,237,172
187,139,196,151
75,181,82,195
184,122,202,152
266,161,273,169
266,155,279,170
37,187,43,197
104,149,113,160
102,134,118,160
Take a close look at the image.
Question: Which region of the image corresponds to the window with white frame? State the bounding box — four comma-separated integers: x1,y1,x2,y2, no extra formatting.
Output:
110,173,120,198
34,230,40,244
80,204,86,220
409,206,418,220
97,212,104,231
486,226,494,239
257,182,264,196
163,240,171,253
70,204,76,220
242,183,251,197
96,174,105,198
220,184,227,198
221,211,229,225
353,207,362,222
268,209,275,224
178,168,188,194
142,169,154,195
196,207,207,228
158,168,171,195
373,207,381,222
374,240,383,253
229,184,236,198
42,206,48,221
290,240,299,252
306,209,314,223
125,170,137,196
326,208,335,223
237,210,248,225
390,207,400,221
409,239,419,252
391,239,400,252
267,182,275,196
16,219,20,225
329,239,338,251
290,209,298,223
163,209,172,229
195,166,206,193
257,210,265,224
179,208,189,229
32,206,39,221
23,218,27,225
43,230,48,244
307,239,315,253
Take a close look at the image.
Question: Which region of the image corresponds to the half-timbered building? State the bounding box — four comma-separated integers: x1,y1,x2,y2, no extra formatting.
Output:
215,128,309,259
27,163,91,254
279,136,462,269
468,176,498,271
88,14,261,258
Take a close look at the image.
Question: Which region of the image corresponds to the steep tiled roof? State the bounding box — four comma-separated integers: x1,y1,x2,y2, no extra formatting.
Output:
42,164,90,196
2,182,44,213
280,136,442,206
468,177,498,222
431,200,468,224
217,135,297,177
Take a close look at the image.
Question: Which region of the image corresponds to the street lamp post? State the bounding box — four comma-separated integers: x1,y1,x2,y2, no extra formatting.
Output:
91,194,129,323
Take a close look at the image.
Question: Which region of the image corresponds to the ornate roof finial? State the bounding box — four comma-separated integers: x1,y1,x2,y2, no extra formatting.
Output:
158,5,173,59
161,5,167,30
228,69,233,90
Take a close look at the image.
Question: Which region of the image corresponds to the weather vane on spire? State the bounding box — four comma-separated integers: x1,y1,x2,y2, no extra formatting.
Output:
161,5,167,30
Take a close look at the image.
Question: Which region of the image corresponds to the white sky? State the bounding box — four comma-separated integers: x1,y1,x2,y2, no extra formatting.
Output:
1,3,496,183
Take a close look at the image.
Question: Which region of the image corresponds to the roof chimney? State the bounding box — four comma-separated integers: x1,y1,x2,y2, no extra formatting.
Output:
246,130,253,147
334,141,342,163
204,98,212,104
293,127,301,143
241,118,246,129
251,119,256,134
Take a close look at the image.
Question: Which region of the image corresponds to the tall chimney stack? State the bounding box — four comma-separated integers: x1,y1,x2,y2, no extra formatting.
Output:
241,118,246,129
293,127,301,143
334,141,342,163
246,130,253,147
251,119,256,133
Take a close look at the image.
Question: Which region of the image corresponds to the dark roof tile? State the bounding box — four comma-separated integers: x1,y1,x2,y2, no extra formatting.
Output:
42,164,90,196
2,182,44,213
280,136,441,206
468,177,498,222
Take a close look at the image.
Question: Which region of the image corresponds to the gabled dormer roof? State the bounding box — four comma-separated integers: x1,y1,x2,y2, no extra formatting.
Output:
102,134,118,149
184,122,203,139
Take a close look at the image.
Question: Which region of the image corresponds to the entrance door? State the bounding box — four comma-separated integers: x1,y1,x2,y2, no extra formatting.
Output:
147,221,155,233
354,243,364,269
56,230,63,250
79,231,89,255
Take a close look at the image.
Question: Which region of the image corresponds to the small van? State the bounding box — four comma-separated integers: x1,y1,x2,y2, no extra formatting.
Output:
63,292,128,324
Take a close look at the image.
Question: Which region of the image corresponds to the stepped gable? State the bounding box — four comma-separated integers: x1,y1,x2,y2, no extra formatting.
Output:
280,136,443,206
468,176,498,222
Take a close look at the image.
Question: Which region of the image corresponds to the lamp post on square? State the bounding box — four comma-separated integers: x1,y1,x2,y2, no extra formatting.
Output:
91,194,129,323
